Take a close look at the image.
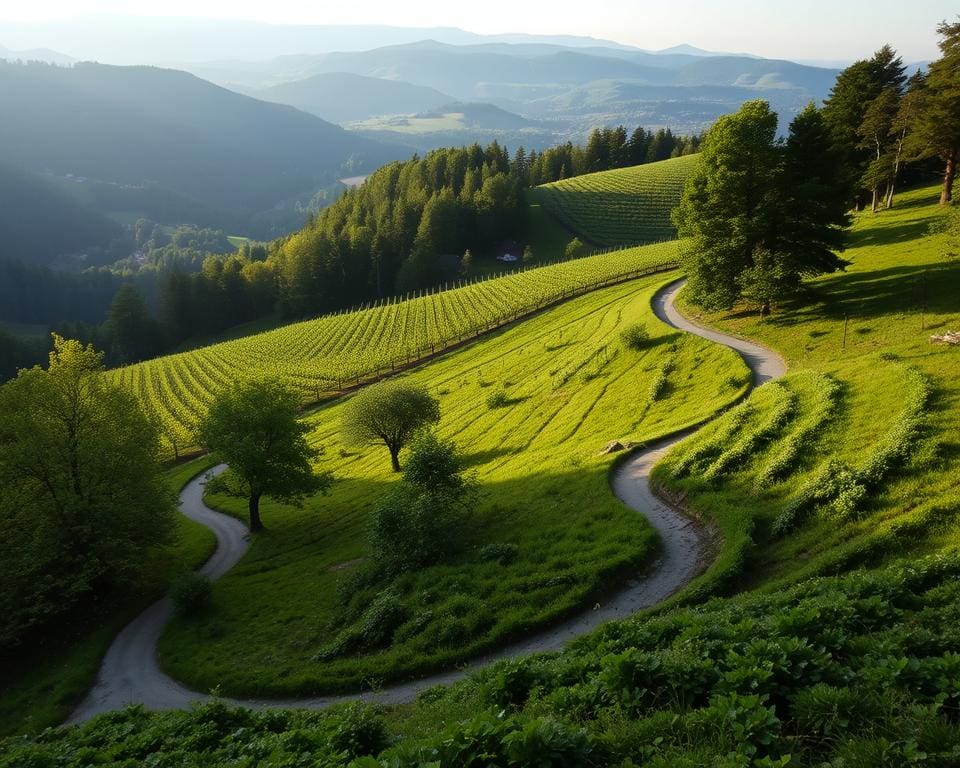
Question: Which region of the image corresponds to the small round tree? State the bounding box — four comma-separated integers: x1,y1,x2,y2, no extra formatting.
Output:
341,380,440,471
564,237,586,259
199,378,329,532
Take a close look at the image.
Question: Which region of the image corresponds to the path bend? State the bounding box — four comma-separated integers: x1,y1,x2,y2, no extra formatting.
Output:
70,278,786,723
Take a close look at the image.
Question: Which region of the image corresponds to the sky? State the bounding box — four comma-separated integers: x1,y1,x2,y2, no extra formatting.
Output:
0,0,954,61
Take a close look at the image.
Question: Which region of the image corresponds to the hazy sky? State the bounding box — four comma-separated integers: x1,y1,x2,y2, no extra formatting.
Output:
1,1,954,61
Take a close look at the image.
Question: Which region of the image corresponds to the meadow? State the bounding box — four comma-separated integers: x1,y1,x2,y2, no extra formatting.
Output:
528,155,698,247
157,272,748,696
655,183,960,601
6,182,960,763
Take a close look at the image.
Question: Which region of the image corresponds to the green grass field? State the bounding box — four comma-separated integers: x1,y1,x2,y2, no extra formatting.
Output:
4,174,959,764
111,242,680,457
528,155,699,247
369,181,960,759
0,456,219,736
655,183,960,600
157,272,748,696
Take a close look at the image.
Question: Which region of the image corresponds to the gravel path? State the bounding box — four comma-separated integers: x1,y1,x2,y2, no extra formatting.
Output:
70,278,786,723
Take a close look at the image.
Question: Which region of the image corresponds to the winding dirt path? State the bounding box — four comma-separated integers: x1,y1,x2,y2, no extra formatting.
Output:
70,278,785,723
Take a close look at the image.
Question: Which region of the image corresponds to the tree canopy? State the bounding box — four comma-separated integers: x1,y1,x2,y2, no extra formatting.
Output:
341,380,441,472
907,21,960,204
674,100,849,312
0,335,173,648
200,378,329,532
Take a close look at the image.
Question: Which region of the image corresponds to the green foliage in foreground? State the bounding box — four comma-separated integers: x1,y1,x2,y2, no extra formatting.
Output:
7,555,960,767
529,155,698,247
0,456,217,736
0,336,175,649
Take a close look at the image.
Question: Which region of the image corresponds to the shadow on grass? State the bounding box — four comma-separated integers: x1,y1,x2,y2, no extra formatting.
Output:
757,261,960,324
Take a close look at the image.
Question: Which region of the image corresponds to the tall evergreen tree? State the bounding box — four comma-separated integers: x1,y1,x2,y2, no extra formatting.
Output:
908,21,960,205
673,101,781,309
675,101,849,313
822,45,906,208
102,284,160,365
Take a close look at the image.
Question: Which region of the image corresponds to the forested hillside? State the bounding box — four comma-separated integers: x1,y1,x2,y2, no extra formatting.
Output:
255,71,452,123
0,164,121,266
0,61,398,232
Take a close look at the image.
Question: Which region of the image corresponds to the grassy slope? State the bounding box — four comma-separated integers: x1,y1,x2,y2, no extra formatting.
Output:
528,155,698,247
0,457,218,736
380,182,960,751
10,185,960,766
158,272,748,697
657,183,960,597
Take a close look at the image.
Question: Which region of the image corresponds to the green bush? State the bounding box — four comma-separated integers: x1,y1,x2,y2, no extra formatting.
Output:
327,702,389,758
170,571,212,616
477,542,519,564
369,433,473,574
620,323,650,351
486,389,511,409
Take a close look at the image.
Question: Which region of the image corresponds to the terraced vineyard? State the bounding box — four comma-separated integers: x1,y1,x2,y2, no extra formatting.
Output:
528,154,699,247
112,241,680,455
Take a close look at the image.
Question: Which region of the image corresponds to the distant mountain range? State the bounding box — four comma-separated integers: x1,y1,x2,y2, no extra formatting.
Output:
0,41,75,65
252,72,453,124
0,61,403,238
217,39,838,144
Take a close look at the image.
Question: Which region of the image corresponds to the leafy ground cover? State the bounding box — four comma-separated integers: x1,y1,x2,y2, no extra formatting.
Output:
0,456,218,736
528,155,699,247
157,272,747,697
7,553,960,766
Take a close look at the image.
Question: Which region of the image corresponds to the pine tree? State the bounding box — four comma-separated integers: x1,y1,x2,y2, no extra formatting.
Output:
673,101,781,309
908,21,960,205
674,101,848,313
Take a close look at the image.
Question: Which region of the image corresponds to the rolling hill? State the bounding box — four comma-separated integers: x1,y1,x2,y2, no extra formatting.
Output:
196,40,838,142
0,163,120,266
528,154,699,246
254,71,452,124
0,61,400,229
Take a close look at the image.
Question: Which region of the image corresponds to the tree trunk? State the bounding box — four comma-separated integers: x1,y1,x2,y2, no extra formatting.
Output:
760,299,771,319
871,187,879,213
942,150,957,206
390,447,401,473
248,492,263,532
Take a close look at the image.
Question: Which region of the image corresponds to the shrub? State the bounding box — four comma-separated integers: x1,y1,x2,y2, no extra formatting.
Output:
477,542,519,565
370,488,466,574
402,431,466,495
620,323,650,351
370,433,474,574
170,571,212,616
486,389,511,409
327,702,389,757
648,362,671,402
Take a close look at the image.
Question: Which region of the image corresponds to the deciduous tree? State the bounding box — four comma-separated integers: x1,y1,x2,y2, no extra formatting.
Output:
200,378,328,532
341,380,440,472
0,335,173,646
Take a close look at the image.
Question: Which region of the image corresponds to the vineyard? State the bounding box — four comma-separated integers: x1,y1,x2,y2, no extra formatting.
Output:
112,241,681,455
528,154,698,246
